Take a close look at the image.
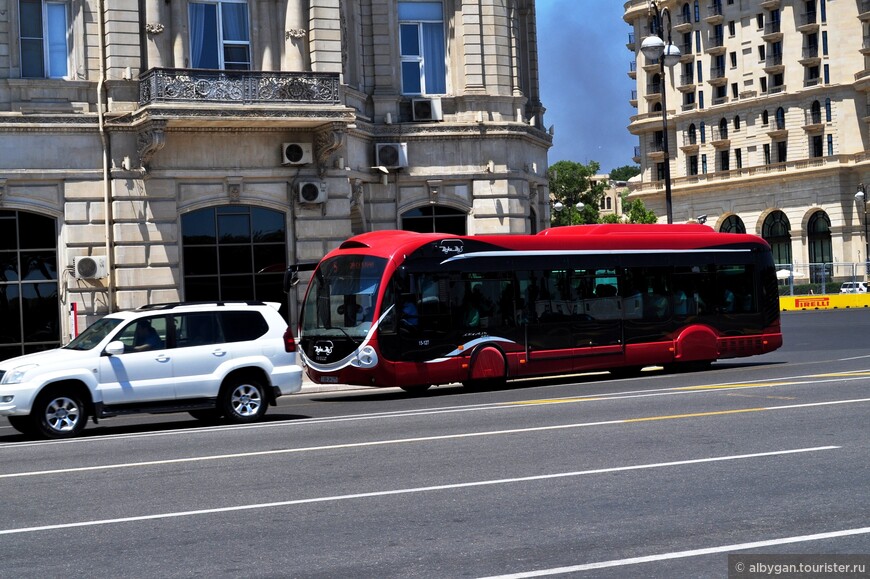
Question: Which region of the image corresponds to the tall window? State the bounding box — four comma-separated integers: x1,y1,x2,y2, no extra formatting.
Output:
762,211,792,265
720,214,746,234
399,2,446,95
808,211,832,283
0,210,60,361
181,205,287,316
19,0,69,78
189,0,251,70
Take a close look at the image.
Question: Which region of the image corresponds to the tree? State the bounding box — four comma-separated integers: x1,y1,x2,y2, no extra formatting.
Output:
621,193,658,224
548,160,604,226
608,164,641,182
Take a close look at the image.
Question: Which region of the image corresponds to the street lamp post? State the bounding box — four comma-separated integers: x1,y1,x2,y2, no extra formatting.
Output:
856,183,869,278
641,0,681,224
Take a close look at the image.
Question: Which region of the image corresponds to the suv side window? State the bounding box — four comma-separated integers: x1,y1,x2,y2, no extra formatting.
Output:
173,313,224,347
220,311,269,342
116,316,169,352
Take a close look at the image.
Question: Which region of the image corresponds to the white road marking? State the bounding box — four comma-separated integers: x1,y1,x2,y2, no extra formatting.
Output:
0,446,838,536
478,526,870,578
1,397,868,480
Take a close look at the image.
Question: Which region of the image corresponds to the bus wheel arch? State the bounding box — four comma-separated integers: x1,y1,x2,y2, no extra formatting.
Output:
463,344,508,390
674,324,719,363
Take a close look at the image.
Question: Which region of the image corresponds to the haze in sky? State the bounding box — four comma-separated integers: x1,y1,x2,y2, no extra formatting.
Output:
537,1,639,174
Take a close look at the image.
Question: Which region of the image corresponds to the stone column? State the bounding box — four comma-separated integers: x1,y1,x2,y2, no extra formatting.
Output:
143,0,167,69
283,0,308,70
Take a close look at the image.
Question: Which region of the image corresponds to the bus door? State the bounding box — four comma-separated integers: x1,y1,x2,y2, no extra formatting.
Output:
571,268,624,371
518,268,575,376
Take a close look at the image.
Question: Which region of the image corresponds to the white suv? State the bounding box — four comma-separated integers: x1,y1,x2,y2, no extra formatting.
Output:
839,282,868,293
0,302,302,439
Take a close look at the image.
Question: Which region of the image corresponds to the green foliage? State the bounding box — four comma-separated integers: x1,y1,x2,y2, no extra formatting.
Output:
608,165,641,182
622,194,658,224
547,160,604,226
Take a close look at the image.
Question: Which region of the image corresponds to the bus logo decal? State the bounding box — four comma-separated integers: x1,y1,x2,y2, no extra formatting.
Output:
437,240,464,255
314,340,334,357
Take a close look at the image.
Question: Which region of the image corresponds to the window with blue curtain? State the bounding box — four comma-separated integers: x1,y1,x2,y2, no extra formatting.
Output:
189,0,250,70
399,2,446,95
19,0,69,78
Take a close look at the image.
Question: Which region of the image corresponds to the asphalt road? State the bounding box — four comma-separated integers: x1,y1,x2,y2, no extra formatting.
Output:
1,310,869,578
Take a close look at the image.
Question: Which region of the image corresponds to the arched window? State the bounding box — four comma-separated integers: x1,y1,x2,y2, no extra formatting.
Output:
811,100,821,124
762,210,792,265
762,110,769,125
720,214,746,234
775,106,786,130
808,211,833,283
0,210,60,361
688,123,697,144
181,205,288,316
653,102,663,112
682,3,691,23
733,115,741,130
718,117,728,139
402,205,467,235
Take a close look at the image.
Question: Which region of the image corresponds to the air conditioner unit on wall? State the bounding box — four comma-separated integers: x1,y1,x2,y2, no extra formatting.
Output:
375,143,409,169
73,256,107,280
412,98,443,121
298,181,327,204
281,142,313,165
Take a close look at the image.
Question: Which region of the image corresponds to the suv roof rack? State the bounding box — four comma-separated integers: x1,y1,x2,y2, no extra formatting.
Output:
136,301,269,311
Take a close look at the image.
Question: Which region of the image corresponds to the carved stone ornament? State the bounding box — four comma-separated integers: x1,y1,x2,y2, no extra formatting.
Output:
137,124,166,171
227,179,243,203
314,127,345,176
145,23,165,35
285,29,307,40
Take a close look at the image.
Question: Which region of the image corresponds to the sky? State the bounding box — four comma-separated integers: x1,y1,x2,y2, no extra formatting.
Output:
536,0,638,174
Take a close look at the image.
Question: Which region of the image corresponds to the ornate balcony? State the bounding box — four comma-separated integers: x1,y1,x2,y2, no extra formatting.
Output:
133,68,352,130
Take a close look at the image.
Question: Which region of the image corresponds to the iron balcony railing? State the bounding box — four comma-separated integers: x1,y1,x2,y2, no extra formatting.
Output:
139,68,342,106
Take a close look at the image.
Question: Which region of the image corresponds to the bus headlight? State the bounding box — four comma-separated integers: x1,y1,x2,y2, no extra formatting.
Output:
354,346,378,369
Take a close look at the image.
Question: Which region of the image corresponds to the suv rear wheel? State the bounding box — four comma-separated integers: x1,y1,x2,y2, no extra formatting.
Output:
32,388,87,439
220,376,267,423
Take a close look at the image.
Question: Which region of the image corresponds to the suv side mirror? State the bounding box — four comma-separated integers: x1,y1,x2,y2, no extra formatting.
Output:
104,341,125,356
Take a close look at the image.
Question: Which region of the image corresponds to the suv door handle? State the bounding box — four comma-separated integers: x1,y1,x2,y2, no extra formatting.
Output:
155,355,170,363
211,349,227,357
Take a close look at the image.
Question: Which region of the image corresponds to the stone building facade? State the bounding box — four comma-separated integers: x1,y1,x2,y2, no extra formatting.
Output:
624,0,870,280
0,0,551,360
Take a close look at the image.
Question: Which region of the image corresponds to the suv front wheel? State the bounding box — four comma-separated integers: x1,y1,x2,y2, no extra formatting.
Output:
220,376,267,423
32,388,87,439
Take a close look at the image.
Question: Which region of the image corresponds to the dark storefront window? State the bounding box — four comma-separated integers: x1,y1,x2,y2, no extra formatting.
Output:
0,210,60,361
181,205,288,318
401,205,467,235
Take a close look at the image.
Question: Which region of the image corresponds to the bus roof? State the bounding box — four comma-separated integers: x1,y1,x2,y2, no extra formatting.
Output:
324,225,770,263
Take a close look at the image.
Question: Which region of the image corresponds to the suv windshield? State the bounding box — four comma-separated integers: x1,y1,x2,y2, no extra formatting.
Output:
300,255,387,338
64,317,123,350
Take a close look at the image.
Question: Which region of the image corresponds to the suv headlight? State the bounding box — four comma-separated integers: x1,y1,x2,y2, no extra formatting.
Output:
2,364,39,384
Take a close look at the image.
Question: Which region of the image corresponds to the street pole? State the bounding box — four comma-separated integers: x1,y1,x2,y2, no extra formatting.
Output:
641,1,680,224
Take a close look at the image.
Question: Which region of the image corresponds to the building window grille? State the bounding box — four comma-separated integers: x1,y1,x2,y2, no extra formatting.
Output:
720,214,746,234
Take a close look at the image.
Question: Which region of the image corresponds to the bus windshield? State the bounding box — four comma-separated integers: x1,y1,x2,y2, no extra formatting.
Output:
301,255,388,339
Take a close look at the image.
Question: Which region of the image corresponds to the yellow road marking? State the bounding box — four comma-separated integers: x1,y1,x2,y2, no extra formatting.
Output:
509,397,606,405
624,407,766,423
675,382,797,390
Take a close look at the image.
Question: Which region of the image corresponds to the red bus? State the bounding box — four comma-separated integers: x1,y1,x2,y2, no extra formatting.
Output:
288,225,782,392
